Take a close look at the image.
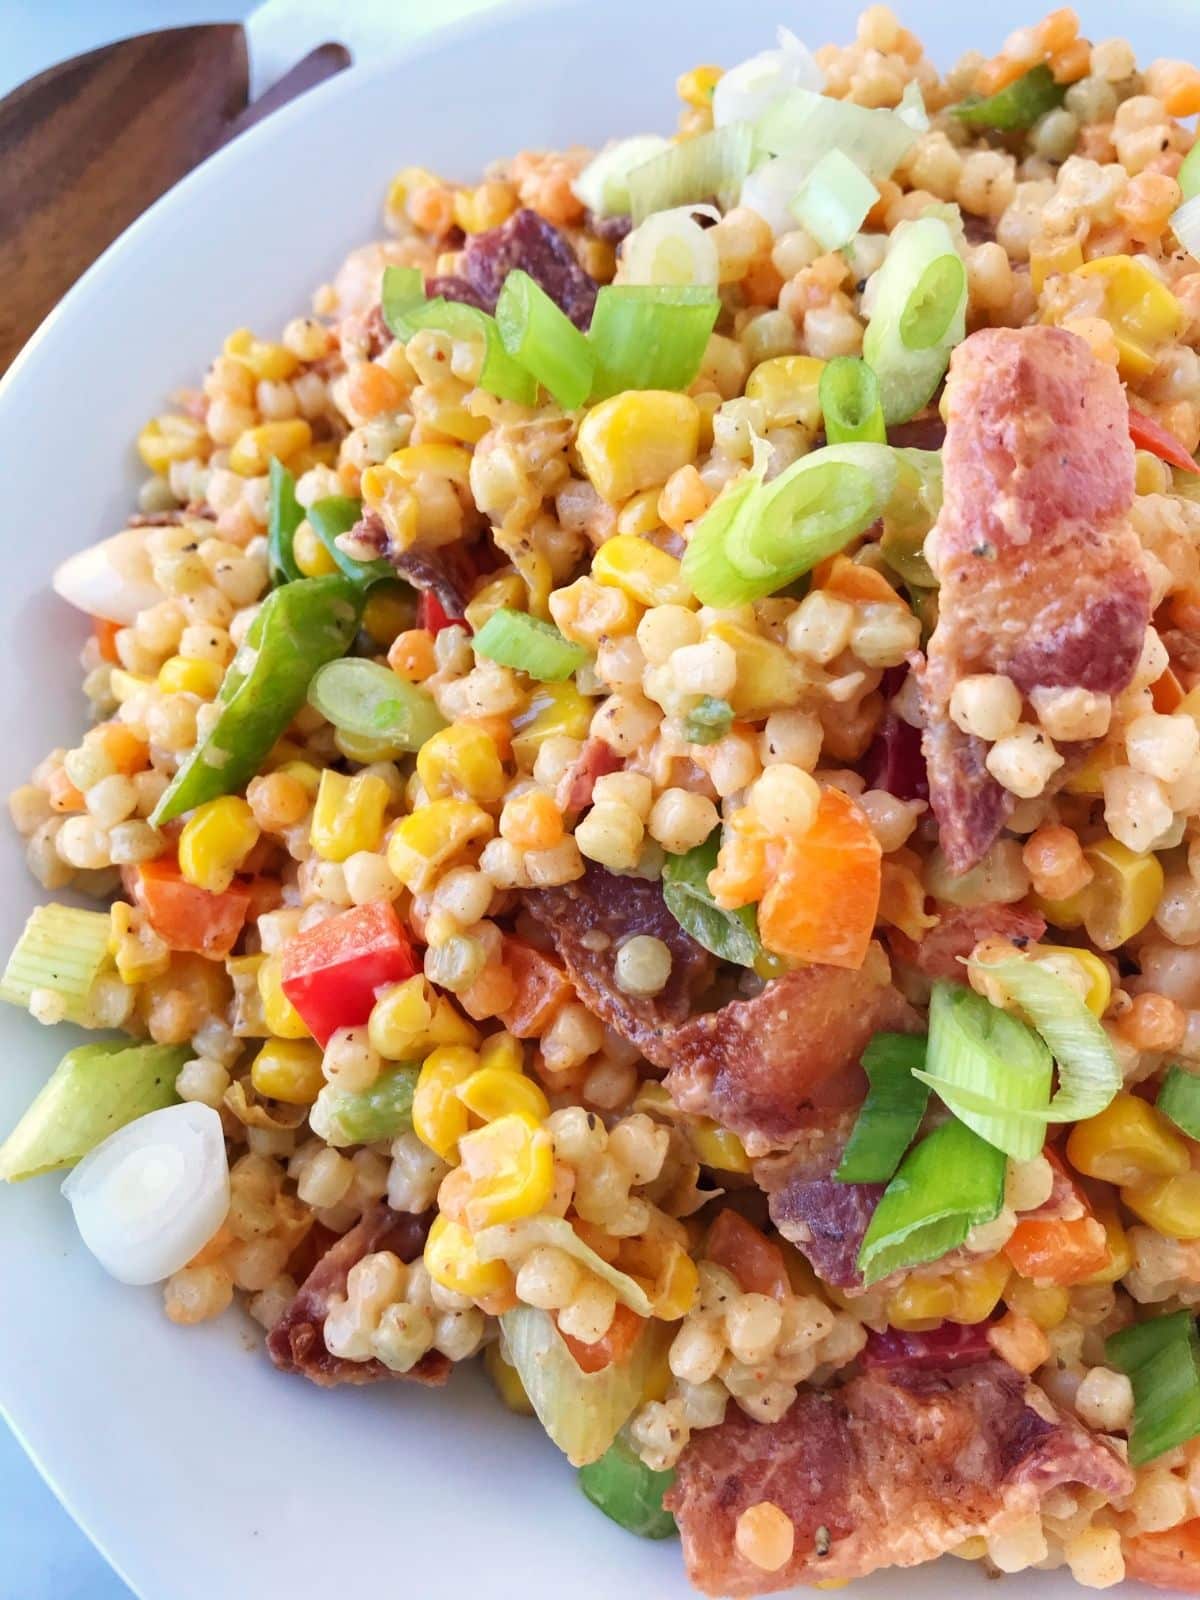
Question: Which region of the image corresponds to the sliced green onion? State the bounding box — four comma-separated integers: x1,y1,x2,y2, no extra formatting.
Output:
310,1063,419,1147
863,217,967,425
915,980,1052,1161
473,608,588,682
682,440,898,606
713,27,822,128
627,122,756,224
1181,143,1200,204
1172,196,1200,264
622,207,721,290
404,299,538,406
380,265,428,340
1108,1310,1200,1466
879,447,942,587
496,269,594,409
0,1041,186,1182
573,135,672,217
305,496,392,587
587,284,720,400
819,357,886,445
792,149,879,253
307,657,445,750
740,153,813,236
758,88,917,181
1157,1065,1200,1139
952,63,1066,132
267,458,303,585
683,696,734,745
578,1434,677,1539
835,1033,929,1184
857,1115,1006,1286
1,904,113,1025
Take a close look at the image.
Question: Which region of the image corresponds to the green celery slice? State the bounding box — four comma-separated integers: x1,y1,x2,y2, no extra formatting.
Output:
472,609,587,682
1,905,113,1024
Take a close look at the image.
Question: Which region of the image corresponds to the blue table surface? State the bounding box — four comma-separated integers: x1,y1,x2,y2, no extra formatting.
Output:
2,10,253,1594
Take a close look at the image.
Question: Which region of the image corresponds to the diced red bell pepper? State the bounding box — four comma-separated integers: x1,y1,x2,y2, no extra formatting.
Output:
1129,405,1200,474
861,1321,995,1371
280,900,419,1047
416,591,460,634
124,859,251,959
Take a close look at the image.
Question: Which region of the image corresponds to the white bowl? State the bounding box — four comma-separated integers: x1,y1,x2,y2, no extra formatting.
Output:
1,2,1196,1595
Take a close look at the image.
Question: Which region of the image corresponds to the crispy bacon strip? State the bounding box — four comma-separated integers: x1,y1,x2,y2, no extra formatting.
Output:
887,901,1046,980
918,326,1147,874
666,1361,1133,1596
267,1202,449,1388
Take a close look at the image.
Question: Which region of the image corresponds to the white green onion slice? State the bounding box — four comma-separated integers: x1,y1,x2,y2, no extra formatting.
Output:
627,122,756,224
862,216,967,425
758,88,918,182
819,357,886,445
1172,195,1200,263
739,153,814,237
896,81,930,133
572,135,672,217
1108,1310,1200,1466
621,206,721,290
587,284,719,400
857,1115,1006,1286
793,149,879,252
915,980,1052,1161
307,657,446,749
496,269,595,409
1,904,114,1026
1157,1065,1200,1139
712,26,822,128
834,1032,929,1184
472,608,588,683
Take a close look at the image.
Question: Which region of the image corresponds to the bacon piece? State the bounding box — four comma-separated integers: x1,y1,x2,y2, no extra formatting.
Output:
860,712,929,801
666,1360,1133,1596
458,208,599,328
555,737,622,813
918,326,1147,874
422,273,491,313
861,1322,995,1370
888,901,1046,980
764,1172,884,1287
267,1203,450,1388
348,508,475,620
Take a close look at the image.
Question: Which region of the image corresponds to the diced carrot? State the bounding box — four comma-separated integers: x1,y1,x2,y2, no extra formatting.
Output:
559,1302,646,1374
1125,1520,1200,1593
757,787,883,970
708,809,770,908
126,859,252,960
1004,1214,1112,1285
93,617,122,664
1130,405,1200,473
813,553,908,608
706,1210,790,1300
1152,667,1186,713
46,768,86,813
498,938,573,1037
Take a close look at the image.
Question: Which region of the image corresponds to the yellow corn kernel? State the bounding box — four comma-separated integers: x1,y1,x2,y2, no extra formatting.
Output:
1062,740,1122,797
289,440,339,475
744,355,826,430
1004,1276,1070,1331
178,795,260,894
948,1254,1011,1324
223,327,300,381
484,1339,534,1414
136,415,210,474
641,1331,673,1403
309,770,390,863
464,572,527,633
289,521,336,579
592,533,693,607
677,64,722,106
414,1045,482,1160
335,727,411,764
686,1120,751,1174
250,1039,326,1105
511,682,596,767
459,1113,555,1230
257,952,310,1039
271,759,322,796
457,1066,551,1127
1081,1194,1133,1285
387,799,495,892
633,1081,673,1115
425,1213,514,1298
228,419,312,476
1136,449,1173,496
1031,887,1090,931
109,901,170,984
453,183,518,234
1122,1171,1200,1239
383,443,473,487
417,725,507,805
361,585,413,648
424,400,491,444
617,488,665,539
226,952,269,1037
385,165,438,219
427,995,482,1050
359,465,419,551
1067,1092,1189,1187
157,655,224,699
369,975,435,1058
1071,257,1186,379
1030,237,1084,294
577,392,701,504
1082,836,1164,951
1035,946,1112,1018
478,1031,524,1075
707,619,806,716
885,1274,958,1331
652,1245,700,1320
109,668,152,705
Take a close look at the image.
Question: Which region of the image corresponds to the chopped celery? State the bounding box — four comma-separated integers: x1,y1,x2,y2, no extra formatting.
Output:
307,657,446,750
1,904,113,1025
578,1434,678,1539
472,609,588,682
311,1063,419,1147
0,1040,186,1181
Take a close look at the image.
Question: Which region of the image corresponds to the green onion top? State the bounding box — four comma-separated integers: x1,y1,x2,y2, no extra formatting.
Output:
1157,1066,1200,1140
820,357,887,446
496,269,595,410
952,63,1066,132
587,285,720,401
683,696,734,745
835,1032,929,1184
1108,1310,1200,1466
381,265,428,340
307,657,445,751
472,608,588,682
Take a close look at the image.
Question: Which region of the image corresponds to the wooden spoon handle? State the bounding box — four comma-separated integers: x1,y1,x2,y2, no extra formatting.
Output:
0,26,350,373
